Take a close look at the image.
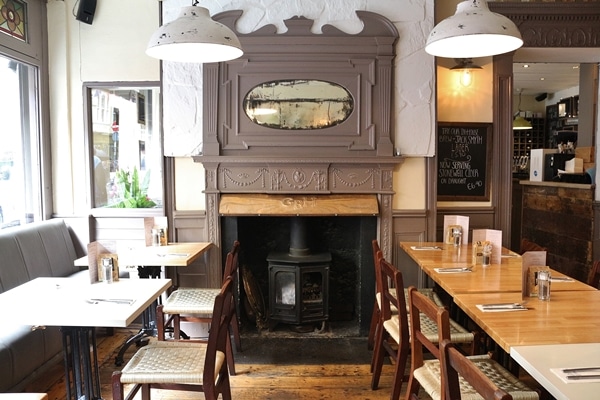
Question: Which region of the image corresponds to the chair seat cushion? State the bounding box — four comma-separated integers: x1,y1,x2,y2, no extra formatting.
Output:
414,355,538,400
162,288,221,314
119,341,225,385
376,288,444,313
383,312,474,345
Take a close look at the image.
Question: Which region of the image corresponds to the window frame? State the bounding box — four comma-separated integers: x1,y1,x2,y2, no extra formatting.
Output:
82,81,163,215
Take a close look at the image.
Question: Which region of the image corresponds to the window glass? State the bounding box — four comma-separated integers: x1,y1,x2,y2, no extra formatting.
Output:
0,54,41,228
86,84,162,209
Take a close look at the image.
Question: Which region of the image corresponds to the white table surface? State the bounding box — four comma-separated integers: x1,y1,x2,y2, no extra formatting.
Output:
0,277,171,328
511,343,600,400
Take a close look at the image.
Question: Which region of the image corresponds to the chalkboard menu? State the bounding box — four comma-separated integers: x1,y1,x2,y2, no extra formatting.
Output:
437,122,492,201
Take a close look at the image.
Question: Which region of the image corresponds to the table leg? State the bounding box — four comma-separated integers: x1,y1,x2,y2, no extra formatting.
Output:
61,326,101,400
114,265,162,366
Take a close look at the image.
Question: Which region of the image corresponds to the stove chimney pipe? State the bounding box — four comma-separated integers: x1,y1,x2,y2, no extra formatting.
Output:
289,217,310,257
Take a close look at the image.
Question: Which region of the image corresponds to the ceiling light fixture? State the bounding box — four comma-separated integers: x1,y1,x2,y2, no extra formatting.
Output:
425,0,523,58
450,58,482,87
146,1,243,63
513,89,532,130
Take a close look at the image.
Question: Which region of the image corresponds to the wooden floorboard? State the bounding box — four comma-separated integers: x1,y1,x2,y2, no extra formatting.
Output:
20,326,405,400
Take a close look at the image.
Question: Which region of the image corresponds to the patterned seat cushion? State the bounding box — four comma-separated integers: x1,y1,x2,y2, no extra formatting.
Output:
414,355,538,400
162,288,221,314
119,341,225,385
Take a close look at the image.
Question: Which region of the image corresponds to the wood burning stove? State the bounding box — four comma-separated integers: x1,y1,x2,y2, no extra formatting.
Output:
267,217,330,330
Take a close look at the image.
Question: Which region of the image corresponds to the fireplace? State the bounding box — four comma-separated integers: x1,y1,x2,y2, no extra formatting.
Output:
194,11,399,335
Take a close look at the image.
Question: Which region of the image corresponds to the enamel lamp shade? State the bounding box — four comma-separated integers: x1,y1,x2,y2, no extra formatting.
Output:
146,6,243,63
426,0,523,58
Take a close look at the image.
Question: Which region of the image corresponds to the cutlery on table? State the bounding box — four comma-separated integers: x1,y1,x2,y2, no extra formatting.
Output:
562,367,600,373
480,302,528,310
436,266,473,273
87,298,134,305
566,374,600,380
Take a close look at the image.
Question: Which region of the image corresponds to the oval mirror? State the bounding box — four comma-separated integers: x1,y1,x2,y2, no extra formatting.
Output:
243,79,354,130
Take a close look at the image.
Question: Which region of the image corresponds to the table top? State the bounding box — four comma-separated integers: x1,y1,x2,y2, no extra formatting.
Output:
452,290,600,353
511,343,600,400
401,242,595,295
75,242,213,268
0,277,171,328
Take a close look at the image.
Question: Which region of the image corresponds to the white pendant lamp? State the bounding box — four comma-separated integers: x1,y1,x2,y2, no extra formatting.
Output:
426,0,523,58
146,4,243,63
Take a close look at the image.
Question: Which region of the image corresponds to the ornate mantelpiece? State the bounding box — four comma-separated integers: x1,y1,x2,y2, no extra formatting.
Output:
193,10,401,283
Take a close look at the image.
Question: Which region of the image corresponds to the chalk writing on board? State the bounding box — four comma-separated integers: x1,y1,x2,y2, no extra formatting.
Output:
437,123,491,201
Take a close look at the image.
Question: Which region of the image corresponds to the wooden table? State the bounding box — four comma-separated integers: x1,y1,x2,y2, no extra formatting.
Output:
0,277,171,400
452,290,600,353
511,343,600,400
400,241,595,295
75,242,213,271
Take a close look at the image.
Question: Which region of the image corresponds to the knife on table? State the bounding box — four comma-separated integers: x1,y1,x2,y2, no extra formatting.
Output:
562,367,600,373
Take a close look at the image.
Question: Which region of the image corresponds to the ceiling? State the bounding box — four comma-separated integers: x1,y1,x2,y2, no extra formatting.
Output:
513,62,580,96
513,48,600,97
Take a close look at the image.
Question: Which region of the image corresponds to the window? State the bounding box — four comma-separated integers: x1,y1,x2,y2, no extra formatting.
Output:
84,83,162,209
0,54,42,228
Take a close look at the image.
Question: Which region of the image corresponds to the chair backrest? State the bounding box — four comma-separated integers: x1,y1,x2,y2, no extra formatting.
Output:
378,258,409,328
372,239,383,293
588,260,600,289
222,240,240,282
519,238,547,255
203,276,235,392
440,339,513,400
407,286,451,389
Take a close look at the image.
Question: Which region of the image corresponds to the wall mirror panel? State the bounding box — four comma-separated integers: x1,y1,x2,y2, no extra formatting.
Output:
84,82,162,209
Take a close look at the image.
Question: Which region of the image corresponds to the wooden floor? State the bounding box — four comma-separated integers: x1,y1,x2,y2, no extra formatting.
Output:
21,326,405,400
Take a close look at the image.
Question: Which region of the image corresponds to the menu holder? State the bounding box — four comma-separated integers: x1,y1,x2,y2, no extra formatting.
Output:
471,229,502,265
521,250,547,299
443,215,470,245
87,241,118,283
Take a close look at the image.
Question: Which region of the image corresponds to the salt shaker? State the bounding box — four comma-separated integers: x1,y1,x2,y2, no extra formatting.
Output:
537,270,551,301
101,257,113,284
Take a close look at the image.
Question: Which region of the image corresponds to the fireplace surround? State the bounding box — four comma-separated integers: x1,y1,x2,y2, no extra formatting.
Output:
194,10,400,334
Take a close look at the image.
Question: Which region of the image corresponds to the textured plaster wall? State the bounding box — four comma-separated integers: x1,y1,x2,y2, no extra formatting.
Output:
162,0,435,158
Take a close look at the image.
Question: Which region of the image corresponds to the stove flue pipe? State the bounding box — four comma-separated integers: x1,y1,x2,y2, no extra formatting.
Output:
289,216,311,257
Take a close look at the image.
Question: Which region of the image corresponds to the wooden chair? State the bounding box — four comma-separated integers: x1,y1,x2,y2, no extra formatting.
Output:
405,286,539,400
440,339,513,400
587,259,600,289
367,239,446,351
370,260,477,400
519,238,547,255
370,257,410,400
156,240,241,375
112,276,235,400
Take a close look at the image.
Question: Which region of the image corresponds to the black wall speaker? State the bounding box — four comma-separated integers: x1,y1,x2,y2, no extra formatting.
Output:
535,93,548,102
76,0,97,25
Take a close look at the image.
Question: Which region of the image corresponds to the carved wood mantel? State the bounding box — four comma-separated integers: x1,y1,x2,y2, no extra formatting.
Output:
193,11,401,274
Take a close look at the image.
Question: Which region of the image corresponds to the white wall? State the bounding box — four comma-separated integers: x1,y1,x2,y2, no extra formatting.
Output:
47,0,159,215
47,0,434,214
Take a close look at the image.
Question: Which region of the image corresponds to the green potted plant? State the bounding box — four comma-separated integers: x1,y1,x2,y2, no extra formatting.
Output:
110,167,156,208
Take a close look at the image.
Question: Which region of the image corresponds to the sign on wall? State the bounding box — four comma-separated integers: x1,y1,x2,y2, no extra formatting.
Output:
437,122,492,201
